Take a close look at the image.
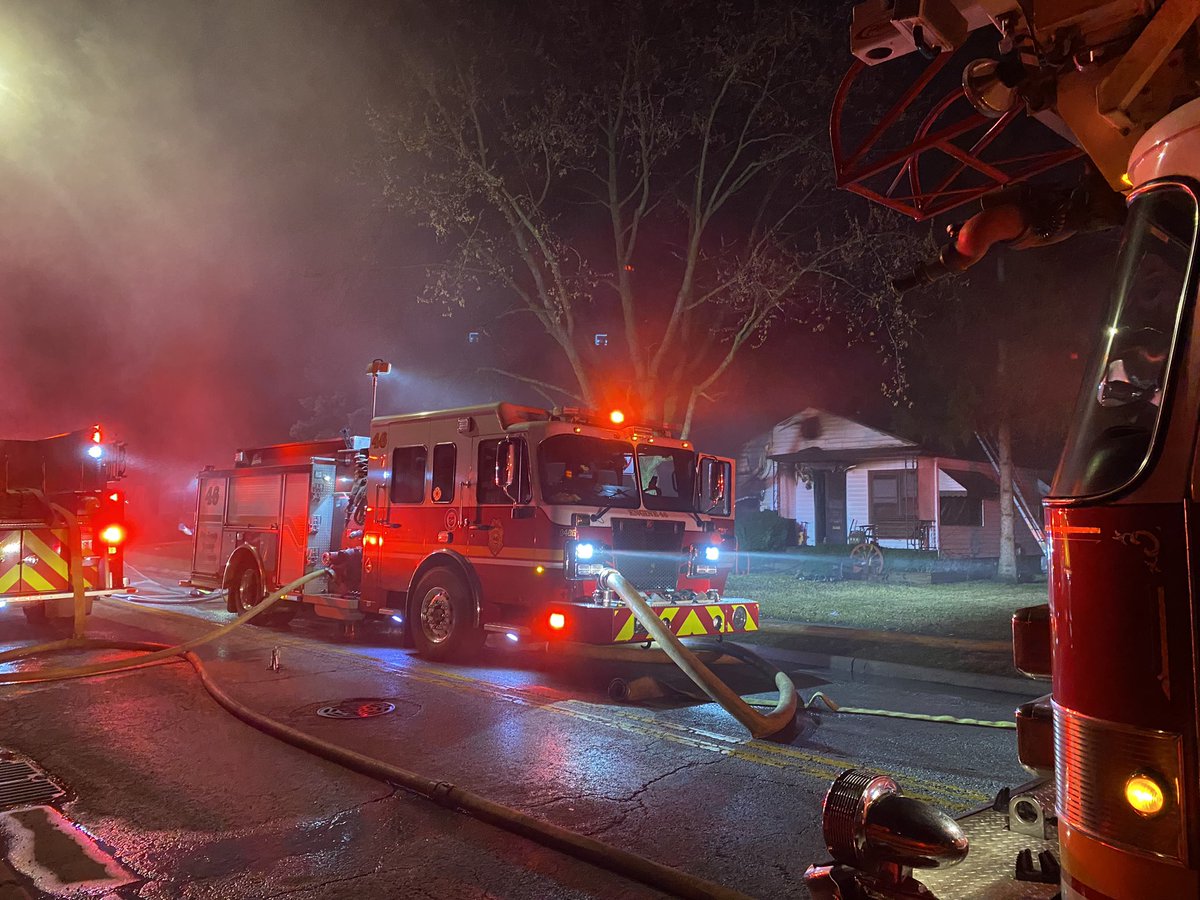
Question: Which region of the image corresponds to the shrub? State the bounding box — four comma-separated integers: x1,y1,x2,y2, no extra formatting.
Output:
735,508,797,552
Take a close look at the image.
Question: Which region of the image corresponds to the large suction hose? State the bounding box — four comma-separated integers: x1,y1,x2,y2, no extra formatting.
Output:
596,568,797,739
0,569,749,900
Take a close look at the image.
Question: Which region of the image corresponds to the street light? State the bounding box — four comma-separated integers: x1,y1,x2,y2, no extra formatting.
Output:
366,358,392,419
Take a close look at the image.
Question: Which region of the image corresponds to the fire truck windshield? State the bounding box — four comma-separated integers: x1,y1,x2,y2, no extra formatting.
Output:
538,435,639,507
1053,185,1197,498
636,445,697,512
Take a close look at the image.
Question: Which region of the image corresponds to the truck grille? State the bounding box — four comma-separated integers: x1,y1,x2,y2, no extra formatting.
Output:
611,518,683,595
1055,702,1185,861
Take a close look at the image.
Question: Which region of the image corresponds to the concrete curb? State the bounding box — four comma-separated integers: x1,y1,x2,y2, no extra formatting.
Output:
757,645,1044,697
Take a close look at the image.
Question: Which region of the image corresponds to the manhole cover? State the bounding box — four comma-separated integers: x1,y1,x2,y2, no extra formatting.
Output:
0,758,65,810
316,699,396,719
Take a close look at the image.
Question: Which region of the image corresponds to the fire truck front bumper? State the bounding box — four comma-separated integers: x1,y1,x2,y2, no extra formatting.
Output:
541,598,760,644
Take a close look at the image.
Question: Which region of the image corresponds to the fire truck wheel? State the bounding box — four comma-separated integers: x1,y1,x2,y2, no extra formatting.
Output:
411,567,484,661
228,557,295,627
22,604,48,625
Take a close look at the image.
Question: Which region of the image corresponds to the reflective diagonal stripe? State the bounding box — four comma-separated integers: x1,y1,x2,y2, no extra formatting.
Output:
23,530,69,582
21,567,56,592
0,565,19,594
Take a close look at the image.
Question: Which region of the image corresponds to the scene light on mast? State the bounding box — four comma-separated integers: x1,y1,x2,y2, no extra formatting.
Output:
88,425,104,459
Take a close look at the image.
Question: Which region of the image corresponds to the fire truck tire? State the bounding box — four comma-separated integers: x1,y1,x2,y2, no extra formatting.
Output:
22,604,48,625
228,557,295,627
410,566,484,661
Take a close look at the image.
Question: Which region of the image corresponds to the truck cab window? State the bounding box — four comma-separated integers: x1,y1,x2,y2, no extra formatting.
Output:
390,445,427,504
478,438,530,504
432,443,456,503
637,446,696,512
1054,187,1197,498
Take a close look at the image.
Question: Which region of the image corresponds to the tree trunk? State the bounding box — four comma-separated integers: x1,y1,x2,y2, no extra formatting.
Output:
997,342,1018,582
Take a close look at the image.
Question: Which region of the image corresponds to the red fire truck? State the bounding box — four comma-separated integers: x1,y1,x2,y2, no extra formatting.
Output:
186,403,758,659
1,425,129,623
804,2,1200,899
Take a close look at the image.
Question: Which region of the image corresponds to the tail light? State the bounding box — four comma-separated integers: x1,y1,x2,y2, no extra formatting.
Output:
1055,703,1185,860
99,524,126,546
548,612,567,631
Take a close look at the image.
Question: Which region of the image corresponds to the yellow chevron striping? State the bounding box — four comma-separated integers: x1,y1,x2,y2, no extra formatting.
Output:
0,566,20,594
675,609,709,637
21,567,55,592
23,531,69,581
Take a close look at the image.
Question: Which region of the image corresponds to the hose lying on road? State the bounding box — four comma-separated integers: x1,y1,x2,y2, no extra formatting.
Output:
0,569,749,900
597,568,797,740
789,692,1017,730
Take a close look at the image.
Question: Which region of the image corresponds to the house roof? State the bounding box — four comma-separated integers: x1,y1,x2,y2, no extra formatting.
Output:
767,407,918,464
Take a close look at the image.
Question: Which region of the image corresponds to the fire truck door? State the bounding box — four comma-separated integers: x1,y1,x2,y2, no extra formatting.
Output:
467,437,528,557
364,424,429,599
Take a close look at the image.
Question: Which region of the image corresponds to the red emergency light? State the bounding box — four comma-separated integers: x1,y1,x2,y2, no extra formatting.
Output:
100,524,126,546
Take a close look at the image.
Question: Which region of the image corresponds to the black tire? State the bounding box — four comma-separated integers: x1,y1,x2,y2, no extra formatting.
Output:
22,604,48,625
227,556,295,627
410,566,484,661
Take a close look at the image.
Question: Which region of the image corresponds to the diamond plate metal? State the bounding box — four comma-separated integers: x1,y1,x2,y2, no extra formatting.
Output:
918,782,1059,900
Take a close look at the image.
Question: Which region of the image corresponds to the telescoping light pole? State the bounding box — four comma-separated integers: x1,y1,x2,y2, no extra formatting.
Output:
367,358,392,419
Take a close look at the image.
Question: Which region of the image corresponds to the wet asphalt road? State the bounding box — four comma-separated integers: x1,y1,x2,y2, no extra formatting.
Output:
0,551,1039,899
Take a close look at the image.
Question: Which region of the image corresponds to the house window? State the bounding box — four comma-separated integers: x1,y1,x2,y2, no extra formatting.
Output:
431,443,456,503
390,445,427,504
940,494,983,527
869,470,917,521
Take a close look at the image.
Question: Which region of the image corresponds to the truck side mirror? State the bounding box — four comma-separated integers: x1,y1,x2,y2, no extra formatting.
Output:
495,439,524,503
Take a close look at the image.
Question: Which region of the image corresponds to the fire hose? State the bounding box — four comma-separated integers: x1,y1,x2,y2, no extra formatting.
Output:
0,569,748,900
596,568,798,739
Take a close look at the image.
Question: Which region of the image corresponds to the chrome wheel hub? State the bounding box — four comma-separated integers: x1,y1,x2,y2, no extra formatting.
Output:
420,588,453,644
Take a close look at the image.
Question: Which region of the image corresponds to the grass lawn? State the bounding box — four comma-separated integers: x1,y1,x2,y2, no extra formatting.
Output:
726,573,1050,676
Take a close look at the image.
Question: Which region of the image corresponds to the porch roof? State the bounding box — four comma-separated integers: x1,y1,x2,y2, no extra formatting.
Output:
940,468,999,498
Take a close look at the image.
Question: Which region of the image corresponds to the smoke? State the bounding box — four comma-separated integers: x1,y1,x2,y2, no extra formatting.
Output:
0,1,512,536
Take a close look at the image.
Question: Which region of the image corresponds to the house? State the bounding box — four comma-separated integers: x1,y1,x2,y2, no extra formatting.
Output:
739,408,1047,559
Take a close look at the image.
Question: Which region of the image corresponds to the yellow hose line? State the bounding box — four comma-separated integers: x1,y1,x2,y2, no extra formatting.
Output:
748,692,1016,730
0,569,328,683
598,568,797,739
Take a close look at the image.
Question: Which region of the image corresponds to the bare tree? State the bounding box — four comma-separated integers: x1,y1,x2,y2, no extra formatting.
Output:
371,1,917,435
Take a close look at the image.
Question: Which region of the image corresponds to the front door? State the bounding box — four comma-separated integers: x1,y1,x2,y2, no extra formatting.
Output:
813,469,847,545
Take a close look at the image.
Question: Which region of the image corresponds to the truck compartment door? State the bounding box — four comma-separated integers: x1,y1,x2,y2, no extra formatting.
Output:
192,475,227,577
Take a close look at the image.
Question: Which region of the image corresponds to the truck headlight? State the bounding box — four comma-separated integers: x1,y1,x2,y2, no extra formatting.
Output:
575,542,595,560
704,545,720,562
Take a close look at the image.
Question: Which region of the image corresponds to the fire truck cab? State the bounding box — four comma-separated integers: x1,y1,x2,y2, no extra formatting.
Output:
805,3,1200,898
1,426,129,623
188,403,759,659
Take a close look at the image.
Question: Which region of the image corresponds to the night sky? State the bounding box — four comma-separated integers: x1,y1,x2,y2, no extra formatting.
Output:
0,0,1108,534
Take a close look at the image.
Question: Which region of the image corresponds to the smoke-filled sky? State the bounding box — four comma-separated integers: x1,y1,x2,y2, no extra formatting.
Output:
0,0,1109,534
0,1,502,528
